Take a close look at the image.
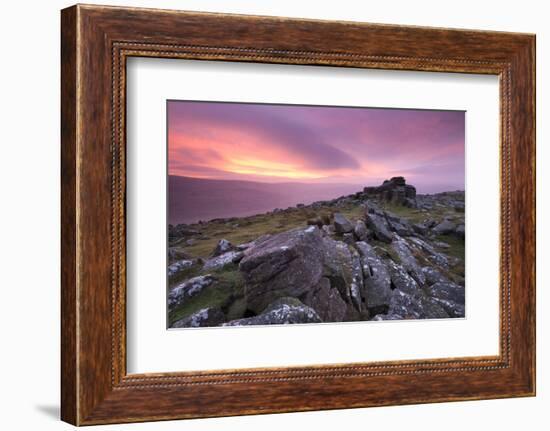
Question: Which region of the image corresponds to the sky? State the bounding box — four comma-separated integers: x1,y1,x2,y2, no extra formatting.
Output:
167,100,465,193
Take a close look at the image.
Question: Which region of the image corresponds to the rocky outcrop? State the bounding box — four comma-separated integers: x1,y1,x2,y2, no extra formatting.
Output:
168,180,465,328
223,297,321,326
333,213,354,234
203,250,244,271
342,233,355,245
422,266,449,285
391,235,426,285
354,220,369,241
412,222,429,236
167,259,197,279
432,219,456,235
408,237,449,268
426,281,465,318
387,260,419,294
355,241,392,312
235,235,272,251
363,177,417,207
349,247,365,313
301,277,347,322
239,227,326,313
168,275,217,311
172,307,225,328
307,216,324,228
385,214,414,236
168,247,191,263
366,213,393,243
211,239,233,256
388,289,449,319
321,236,367,319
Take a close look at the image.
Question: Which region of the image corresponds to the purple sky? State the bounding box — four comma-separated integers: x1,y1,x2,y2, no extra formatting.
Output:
168,101,465,193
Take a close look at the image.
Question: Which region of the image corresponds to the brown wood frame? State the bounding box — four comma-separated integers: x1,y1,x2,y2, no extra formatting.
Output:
61,4,536,426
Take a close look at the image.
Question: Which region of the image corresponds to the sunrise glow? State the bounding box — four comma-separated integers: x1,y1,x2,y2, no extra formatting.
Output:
168,101,465,193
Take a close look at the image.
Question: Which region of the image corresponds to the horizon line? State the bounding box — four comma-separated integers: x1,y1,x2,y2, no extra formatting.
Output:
168,173,464,192
169,173,367,186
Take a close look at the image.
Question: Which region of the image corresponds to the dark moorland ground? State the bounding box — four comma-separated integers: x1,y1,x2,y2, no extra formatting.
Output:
168,175,365,225
167,177,465,328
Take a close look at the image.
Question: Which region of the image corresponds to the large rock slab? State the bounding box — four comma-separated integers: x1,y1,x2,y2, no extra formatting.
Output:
422,266,449,286
167,259,196,279
202,250,244,271
349,247,366,312
235,235,272,251
387,260,419,294
301,277,347,322
239,227,325,313
366,213,393,243
223,297,321,326
171,307,225,328
364,200,385,217
408,237,449,268
168,275,217,311
428,296,465,318
427,281,465,304
321,237,366,317
391,235,426,285
388,289,449,319
353,220,369,241
333,213,354,234
211,238,233,256
385,212,414,236
386,218,414,236
355,241,392,310
432,219,456,235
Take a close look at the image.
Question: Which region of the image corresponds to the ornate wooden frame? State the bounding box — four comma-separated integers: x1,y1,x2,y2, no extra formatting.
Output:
61,4,536,425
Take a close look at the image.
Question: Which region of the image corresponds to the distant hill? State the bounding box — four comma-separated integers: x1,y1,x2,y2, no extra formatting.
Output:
168,175,362,224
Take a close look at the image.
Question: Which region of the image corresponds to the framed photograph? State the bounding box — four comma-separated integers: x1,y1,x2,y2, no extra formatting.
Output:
164,101,467,329
61,4,536,425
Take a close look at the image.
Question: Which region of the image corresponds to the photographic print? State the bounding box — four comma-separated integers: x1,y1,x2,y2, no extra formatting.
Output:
167,101,465,328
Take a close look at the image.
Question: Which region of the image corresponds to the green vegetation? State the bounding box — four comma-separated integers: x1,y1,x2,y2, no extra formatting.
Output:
225,297,248,321
336,204,365,223
168,264,245,325
174,203,363,259
371,239,402,264
377,201,464,225
167,201,373,324
168,263,202,287
433,234,465,283
434,234,465,261
377,202,426,223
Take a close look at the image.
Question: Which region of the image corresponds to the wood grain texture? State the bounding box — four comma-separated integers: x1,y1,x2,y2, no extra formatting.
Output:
60,5,78,425
60,4,536,425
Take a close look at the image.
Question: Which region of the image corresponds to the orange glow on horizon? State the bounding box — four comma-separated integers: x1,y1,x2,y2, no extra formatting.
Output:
167,101,465,191
168,128,395,183
225,157,327,179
